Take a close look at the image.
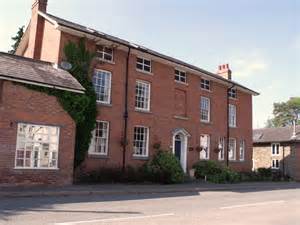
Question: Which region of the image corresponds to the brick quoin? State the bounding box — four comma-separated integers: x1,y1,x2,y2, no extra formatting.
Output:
0,81,75,186
15,0,257,179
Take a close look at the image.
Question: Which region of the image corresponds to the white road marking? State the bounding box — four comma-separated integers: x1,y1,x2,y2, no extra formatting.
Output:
53,213,175,225
220,200,285,210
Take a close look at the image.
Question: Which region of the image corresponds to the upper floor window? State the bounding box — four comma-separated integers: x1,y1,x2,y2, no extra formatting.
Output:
135,80,151,111
15,123,60,169
175,69,187,83
200,97,210,122
88,121,109,156
136,57,151,73
200,134,210,160
271,143,280,155
201,79,210,91
239,139,245,161
228,88,237,99
229,104,236,127
229,138,236,161
96,45,113,62
133,126,149,157
93,70,112,104
218,137,225,161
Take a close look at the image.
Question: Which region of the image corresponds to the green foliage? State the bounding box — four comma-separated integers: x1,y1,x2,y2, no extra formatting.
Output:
9,26,24,54
257,168,272,178
63,39,97,167
193,160,240,183
267,97,300,127
23,39,97,168
145,150,185,184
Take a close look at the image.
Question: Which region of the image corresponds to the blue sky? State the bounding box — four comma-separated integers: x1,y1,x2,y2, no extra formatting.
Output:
1,0,299,128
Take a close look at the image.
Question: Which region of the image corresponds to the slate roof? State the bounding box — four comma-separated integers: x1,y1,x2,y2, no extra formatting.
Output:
253,126,300,144
0,52,84,93
39,11,259,96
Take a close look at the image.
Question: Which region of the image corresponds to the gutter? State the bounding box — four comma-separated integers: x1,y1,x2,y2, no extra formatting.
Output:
122,47,131,171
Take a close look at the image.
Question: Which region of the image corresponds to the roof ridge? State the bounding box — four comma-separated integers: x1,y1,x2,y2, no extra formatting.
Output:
0,52,52,66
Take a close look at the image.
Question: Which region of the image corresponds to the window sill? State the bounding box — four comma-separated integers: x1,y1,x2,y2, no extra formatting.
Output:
14,167,59,171
201,120,212,125
96,58,115,65
200,88,212,93
132,155,149,160
229,126,237,129
136,69,153,76
175,80,188,86
199,158,210,161
174,115,189,120
88,154,109,159
135,109,152,114
96,102,112,107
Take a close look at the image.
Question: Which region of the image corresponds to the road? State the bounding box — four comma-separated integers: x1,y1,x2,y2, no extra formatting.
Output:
0,185,300,225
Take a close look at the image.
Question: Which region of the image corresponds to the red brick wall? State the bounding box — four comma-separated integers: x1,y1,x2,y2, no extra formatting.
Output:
0,81,76,186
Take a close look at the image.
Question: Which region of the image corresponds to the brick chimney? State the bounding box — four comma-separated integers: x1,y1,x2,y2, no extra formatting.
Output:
217,64,232,80
27,0,48,59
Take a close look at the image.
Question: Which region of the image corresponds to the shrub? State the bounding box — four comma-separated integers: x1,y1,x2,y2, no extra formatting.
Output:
257,168,272,178
193,160,241,183
145,150,184,184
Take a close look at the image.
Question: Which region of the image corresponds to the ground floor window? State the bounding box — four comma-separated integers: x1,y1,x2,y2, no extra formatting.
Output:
272,159,280,169
239,139,245,161
89,121,109,155
15,123,60,169
228,138,236,161
200,134,210,160
133,126,149,157
218,137,225,160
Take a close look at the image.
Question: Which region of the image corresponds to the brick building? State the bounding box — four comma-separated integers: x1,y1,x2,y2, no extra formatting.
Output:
253,126,300,181
0,52,84,186
16,0,258,175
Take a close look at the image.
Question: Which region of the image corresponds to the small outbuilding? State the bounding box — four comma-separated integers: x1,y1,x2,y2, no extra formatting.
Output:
253,126,300,181
0,52,84,186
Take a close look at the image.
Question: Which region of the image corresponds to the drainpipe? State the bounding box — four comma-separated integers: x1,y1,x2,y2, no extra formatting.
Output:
122,47,131,172
226,84,235,167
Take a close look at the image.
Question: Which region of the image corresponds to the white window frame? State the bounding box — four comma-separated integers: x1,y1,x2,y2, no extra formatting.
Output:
175,69,187,84
228,138,236,161
15,123,60,170
133,126,149,157
200,134,210,160
93,69,112,104
135,80,151,111
200,97,210,123
200,79,210,91
272,159,280,169
229,104,237,127
218,137,225,161
88,121,109,156
271,143,280,156
96,45,114,62
239,139,245,161
228,88,237,99
136,57,152,73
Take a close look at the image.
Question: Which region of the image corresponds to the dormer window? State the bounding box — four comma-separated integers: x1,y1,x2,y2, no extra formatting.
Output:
228,88,237,99
96,45,113,62
175,69,187,83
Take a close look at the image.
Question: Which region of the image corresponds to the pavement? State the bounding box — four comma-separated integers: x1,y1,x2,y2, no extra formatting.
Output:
0,181,299,198
0,182,300,225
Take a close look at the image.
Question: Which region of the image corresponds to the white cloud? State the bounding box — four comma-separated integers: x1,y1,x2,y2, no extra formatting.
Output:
229,50,269,78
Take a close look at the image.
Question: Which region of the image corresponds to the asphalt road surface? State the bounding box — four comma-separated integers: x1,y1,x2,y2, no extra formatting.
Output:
1,185,300,225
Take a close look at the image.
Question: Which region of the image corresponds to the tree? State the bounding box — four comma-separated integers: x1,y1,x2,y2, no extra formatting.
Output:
266,97,300,127
8,26,25,54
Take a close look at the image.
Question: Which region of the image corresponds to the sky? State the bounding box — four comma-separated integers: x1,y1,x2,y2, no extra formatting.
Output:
0,0,299,128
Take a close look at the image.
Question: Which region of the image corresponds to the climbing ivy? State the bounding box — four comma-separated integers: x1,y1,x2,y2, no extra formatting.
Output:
23,39,97,168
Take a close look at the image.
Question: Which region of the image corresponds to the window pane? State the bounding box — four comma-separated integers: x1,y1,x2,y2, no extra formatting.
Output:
89,121,109,155
93,70,111,103
133,126,148,157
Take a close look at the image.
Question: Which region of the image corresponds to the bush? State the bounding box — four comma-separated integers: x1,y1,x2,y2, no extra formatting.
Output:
257,168,272,178
145,150,184,184
193,160,241,183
